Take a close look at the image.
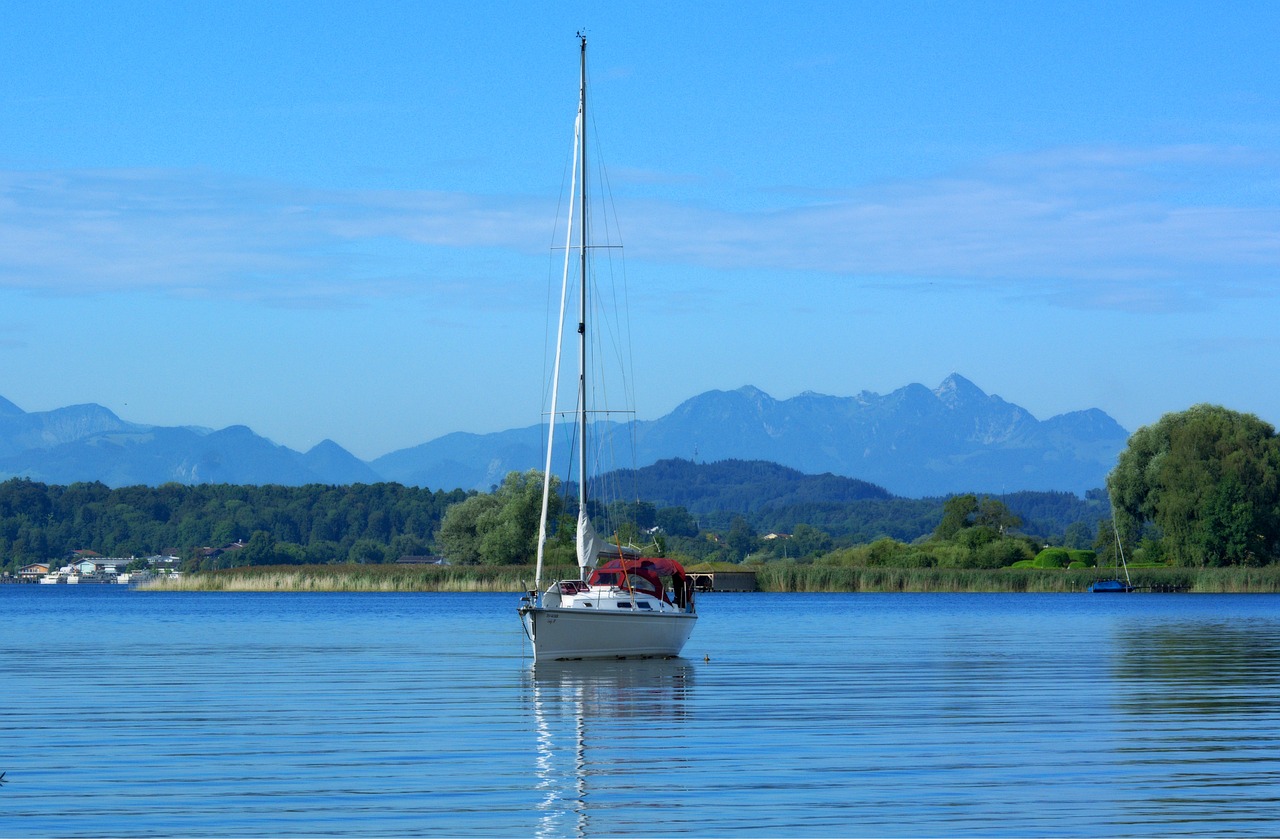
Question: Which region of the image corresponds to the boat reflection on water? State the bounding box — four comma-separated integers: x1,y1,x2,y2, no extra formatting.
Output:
524,658,696,838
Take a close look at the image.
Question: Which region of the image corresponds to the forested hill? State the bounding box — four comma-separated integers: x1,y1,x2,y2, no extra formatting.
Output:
604,461,1106,544
0,469,1108,572
0,480,465,569
612,459,892,514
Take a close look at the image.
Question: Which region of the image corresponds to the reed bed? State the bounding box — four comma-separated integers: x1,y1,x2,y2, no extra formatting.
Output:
138,562,1280,594
139,564,579,593
755,565,1090,593
754,564,1280,593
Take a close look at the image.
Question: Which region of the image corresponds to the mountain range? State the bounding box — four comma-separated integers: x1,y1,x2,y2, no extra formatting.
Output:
0,374,1130,497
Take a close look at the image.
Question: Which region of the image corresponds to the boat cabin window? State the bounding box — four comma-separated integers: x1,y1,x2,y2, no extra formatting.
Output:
636,602,652,610
592,572,620,586
625,574,662,598
617,602,632,608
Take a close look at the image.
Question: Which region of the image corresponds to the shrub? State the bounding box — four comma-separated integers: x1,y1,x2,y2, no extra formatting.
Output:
815,546,863,567
975,538,1032,569
898,549,938,568
1067,549,1097,567
1033,547,1072,569
932,543,974,568
957,526,1000,550
867,537,906,566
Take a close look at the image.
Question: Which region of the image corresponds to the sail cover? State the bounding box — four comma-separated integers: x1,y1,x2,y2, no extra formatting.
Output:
576,509,605,573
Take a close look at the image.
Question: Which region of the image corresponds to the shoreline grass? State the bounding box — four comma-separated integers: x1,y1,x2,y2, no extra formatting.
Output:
137,564,580,593
755,564,1280,593
137,563,1280,594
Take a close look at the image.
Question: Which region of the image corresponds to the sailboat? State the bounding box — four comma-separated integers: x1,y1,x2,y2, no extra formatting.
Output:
517,34,698,662
1089,515,1135,593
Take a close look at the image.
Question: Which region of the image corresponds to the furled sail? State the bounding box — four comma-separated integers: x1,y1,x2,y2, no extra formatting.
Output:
576,509,605,575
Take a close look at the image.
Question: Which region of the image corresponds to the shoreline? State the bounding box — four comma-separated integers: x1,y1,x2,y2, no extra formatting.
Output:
133,564,1280,594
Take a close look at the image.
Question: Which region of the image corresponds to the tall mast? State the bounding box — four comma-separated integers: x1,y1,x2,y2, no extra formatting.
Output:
532,49,581,593
576,32,589,555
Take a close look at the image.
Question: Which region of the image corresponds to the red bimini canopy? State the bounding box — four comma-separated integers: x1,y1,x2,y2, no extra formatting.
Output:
588,558,693,606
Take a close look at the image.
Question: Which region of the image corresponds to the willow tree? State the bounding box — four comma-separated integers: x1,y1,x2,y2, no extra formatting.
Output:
1108,404,1280,566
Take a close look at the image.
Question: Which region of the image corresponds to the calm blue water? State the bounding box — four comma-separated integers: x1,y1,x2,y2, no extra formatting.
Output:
2,587,1279,837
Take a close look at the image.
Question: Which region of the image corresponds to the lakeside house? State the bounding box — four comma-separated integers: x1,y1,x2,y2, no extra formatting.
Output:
32,555,174,585
14,548,202,584
199,540,247,560
18,563,50,582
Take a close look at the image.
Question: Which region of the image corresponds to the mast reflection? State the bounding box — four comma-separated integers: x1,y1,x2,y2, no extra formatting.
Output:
526,659,695,838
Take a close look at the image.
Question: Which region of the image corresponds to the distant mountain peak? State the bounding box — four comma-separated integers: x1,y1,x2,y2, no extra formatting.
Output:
733,385,771,400
0,403,379,488
0,395,24,417
1,376,1129,496
933,373,987,407
306,439,347,455
301,438,382,484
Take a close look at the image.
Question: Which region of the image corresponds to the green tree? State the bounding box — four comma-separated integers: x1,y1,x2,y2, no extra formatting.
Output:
789,523,832,558
1109,404,1280,566
934,494,978,540
348,538,388,564
241,530,279,566
975,497,1022,534
436,493,500,565
725,516,758,562
435,470,561,566
1092,518,1125,570
655,506,699,538
933,494,1019,545
1063,520,1093,550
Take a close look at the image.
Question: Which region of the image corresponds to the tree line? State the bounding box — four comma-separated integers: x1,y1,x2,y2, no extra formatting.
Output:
0,474,1109,574
0,480,466,572
434,471,1107,569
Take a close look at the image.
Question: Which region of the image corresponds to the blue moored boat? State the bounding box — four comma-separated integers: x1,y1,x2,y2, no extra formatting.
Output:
1090,513,1136,593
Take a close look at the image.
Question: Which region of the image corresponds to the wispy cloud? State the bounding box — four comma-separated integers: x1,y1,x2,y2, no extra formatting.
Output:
2,146,1277,312
0,169,550,306
620,145,1280,312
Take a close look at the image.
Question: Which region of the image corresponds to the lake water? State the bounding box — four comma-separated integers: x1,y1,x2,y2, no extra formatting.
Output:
3,587,1279,837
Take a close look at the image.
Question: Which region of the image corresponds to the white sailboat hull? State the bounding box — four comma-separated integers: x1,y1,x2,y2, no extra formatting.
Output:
521,606,697,662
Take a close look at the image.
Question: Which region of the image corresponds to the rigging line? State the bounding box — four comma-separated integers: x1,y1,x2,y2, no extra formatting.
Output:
534,105,582,588
590,110,643,540
600,162,641,505
539,106,581,467
596,127,637,409
592,169,638,512
579,47,643,556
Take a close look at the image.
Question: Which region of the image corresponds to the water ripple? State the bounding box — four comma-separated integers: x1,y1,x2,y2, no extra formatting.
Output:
3,589,1280,836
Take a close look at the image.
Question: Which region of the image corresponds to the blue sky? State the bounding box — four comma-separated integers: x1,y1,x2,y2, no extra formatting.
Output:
2,1,1279,461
